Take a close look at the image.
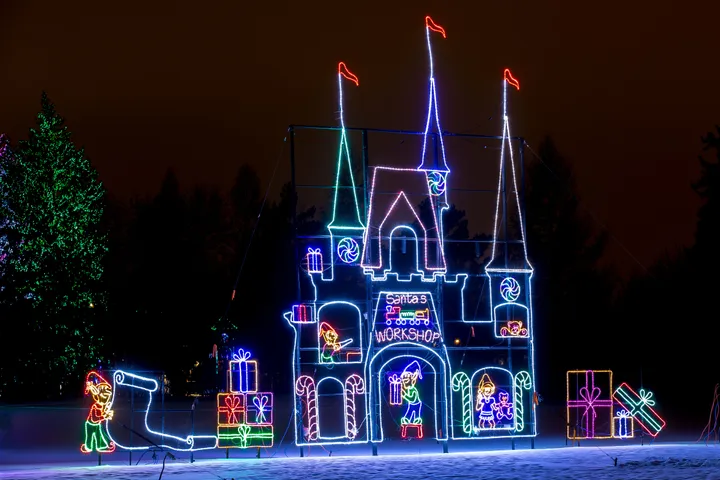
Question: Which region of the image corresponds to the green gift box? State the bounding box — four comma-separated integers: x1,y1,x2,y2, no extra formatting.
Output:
218,424,274,448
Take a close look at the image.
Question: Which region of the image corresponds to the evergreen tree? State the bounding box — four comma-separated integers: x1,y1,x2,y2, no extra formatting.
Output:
0,134,11,279
524,137,614,400
0,93,107,399
691,126,720,273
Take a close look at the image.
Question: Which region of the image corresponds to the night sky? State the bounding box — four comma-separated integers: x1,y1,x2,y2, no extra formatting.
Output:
2,0,719,272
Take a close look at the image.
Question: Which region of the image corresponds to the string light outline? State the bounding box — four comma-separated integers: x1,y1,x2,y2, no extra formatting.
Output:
107,370,218,451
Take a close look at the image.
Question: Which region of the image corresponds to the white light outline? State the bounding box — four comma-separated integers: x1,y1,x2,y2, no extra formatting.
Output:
293,374,369,446
316,301,364,365
494,302,530,338
366,343,450,443
337,236,361,264
107,370,218,451
478,71,538,438
360,167,447,278
417,17,449,175
325,62,366,283
316,377,350,441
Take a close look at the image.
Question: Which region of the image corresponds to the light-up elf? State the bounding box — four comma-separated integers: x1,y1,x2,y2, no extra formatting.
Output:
319,322,353,363
399,361,424,438
81,371,116,453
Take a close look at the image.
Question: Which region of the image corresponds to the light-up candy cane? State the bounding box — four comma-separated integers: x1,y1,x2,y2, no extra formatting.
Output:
514,371,532,432
451,372,473,435
295,376,318,441
344,374,365,440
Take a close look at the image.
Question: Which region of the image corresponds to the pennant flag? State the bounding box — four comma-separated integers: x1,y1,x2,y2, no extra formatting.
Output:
504,68,520,90
425,16,446,38
338,62,359,86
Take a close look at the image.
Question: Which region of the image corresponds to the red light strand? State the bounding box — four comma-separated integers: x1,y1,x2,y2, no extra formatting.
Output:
425,16,446,38
504,68,520,90
338,62,359,86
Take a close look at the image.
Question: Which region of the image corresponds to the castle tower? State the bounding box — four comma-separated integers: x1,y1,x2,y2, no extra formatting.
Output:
360,17,449,279
485,69,534,340
326,62,366,279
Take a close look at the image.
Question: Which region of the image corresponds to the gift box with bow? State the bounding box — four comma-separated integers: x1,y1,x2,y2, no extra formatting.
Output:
218,424,274,448
246,392,273,425
613,383,665,437
388,374,402,406
613,409,634,438
217,393,246,426
566,370,614,439
228,348,258,394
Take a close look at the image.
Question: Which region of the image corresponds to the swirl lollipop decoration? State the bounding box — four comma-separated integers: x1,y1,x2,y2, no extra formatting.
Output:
499,277,521,303
427,171,446,196
337,237,360,263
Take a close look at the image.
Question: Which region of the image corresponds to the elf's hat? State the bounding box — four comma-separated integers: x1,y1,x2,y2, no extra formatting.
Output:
319,322,337,337
402,360,423,379
85,371,110,394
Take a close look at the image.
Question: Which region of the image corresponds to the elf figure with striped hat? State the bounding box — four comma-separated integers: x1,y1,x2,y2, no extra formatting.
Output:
400,361,423,426
81,371,116,453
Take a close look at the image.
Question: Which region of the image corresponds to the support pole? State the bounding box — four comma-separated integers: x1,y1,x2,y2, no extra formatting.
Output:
511,438,516,450
531,437,535,449
372,443,378,456
300,447,304,457
98,453,101,466
442,440,449,454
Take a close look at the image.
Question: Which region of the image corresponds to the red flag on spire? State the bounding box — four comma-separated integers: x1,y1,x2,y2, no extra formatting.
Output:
338,62,359,86
504,68,520,90
425,16,446,38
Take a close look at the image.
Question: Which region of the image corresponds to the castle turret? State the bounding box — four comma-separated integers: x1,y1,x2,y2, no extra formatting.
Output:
485,69,534,340
325,62,365,280
417,16,450,208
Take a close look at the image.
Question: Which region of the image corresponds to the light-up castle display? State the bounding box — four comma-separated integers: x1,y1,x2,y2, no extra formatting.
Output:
284,16,538,448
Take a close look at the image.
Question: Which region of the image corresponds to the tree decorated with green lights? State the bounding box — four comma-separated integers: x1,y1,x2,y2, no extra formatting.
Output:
0,93,107,398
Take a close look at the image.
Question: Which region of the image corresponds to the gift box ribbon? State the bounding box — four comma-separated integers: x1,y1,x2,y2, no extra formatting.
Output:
233,348,251,362
253,395,269,423
567,371,612,438
221,395,243,424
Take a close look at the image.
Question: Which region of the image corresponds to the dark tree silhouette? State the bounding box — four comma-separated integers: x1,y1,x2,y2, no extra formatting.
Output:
524,137,615,401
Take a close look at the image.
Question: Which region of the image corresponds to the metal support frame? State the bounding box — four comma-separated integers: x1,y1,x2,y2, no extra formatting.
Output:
288,124,535,455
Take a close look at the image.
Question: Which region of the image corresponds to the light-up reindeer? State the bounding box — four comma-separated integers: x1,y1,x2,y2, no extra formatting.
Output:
81,371,116,453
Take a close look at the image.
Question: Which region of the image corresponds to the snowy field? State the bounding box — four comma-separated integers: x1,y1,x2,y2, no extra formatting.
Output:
1,443,720,480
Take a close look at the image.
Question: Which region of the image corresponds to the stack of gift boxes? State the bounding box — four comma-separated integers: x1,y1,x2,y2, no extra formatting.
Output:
566,370,666,440
217,348,274,448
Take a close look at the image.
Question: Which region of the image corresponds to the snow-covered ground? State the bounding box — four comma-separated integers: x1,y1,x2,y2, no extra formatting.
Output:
1,443,720,480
